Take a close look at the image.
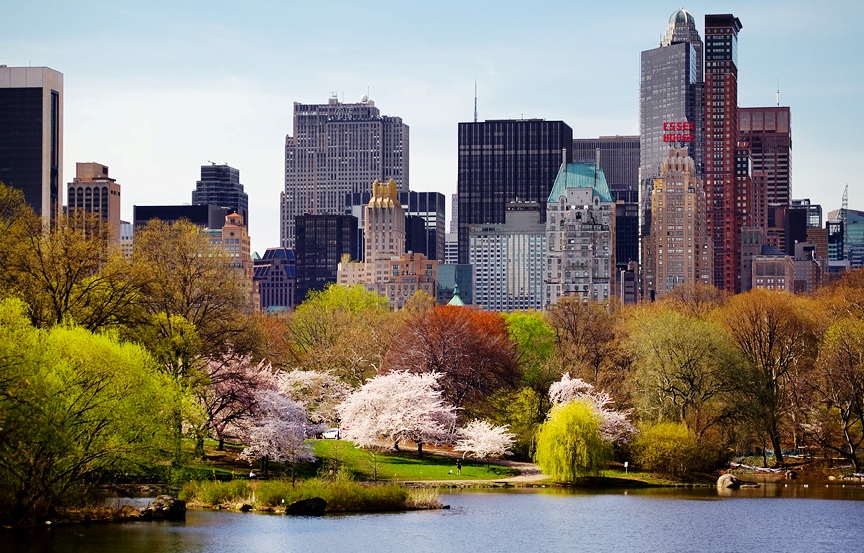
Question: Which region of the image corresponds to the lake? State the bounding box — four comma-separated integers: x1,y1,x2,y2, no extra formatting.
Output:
9,483,864,553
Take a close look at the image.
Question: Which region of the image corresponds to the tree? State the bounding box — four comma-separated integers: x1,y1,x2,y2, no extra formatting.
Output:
337,371,456,456
534,400,612,481
624,307,739,435
455,420,515,460
549,374,633,444
194,354,281,453
546,298,619,386
286,284,391,384
278,368,351,427
660,283,729,318
0,299,175,523
805,317,864,471
384,305,518,413
239,391,317,483
3,209,140,331
631,422,713,476
719,289,820,466
130,219,255,370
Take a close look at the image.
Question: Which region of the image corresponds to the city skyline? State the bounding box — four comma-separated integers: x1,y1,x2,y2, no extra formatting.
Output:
2,1,861,254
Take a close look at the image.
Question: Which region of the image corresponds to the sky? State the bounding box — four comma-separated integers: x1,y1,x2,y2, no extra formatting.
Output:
3,0,862,254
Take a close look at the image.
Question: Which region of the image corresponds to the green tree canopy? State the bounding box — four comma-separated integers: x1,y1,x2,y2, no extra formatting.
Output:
0,299,176,523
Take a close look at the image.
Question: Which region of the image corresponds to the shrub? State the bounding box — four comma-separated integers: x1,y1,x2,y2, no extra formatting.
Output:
631,422,714,476
179,480,251,505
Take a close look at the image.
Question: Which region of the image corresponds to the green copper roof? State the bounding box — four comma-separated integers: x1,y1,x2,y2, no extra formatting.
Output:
548,162,614,204
447,284,465,307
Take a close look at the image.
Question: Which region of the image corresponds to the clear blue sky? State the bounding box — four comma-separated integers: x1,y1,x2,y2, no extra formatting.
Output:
3,0,861,254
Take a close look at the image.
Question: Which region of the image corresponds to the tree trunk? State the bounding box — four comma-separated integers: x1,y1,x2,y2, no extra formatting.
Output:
195,436,206,460
770,431,784,467
218,437,225,451
417,442,423,457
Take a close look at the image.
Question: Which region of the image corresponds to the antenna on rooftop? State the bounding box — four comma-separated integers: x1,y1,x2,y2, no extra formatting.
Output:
473,81,478,123
776,77,780,106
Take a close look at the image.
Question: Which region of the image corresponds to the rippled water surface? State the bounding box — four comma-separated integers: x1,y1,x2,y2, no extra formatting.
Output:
10,484,864,553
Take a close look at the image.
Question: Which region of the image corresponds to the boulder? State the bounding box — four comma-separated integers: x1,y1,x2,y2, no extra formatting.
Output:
717,474,742,489
286,497,327,516
140,495,187,521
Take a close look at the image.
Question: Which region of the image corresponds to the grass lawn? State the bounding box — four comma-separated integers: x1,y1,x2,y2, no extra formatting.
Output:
312,439,518,481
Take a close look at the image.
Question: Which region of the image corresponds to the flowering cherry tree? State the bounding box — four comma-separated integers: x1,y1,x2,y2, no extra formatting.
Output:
278,368,351,427
239,390,320,481
196,353,280,452
455,420,515,460
337,371,456,456
549,373,633,443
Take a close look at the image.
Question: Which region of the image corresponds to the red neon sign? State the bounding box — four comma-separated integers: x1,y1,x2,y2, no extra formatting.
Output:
662,121,694,143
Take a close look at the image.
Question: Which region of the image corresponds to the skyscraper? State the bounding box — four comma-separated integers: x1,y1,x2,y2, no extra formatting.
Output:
645,149,712,298
739,107,791,209
572,136,639,193
192,163,249,225
704,13,744,292
294,213,358,303
67,162,121,240
0,66,63,225
281,96,408,248
639,11,703,295
457,119,572,264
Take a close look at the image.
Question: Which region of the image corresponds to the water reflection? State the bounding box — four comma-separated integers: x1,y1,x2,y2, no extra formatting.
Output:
9,484,864,553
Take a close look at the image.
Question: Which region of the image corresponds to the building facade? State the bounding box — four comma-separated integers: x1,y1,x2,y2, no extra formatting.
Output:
545,163,616,305
281,96,408,248
0,66,63,225
640,11,704,267
67,162,121,240
469,201,546,312
134,204,228,229
253,248,297,312
704,13,744,292
645,149,712,298
740,107,791,210
457,119,572,264
295,213,358,303
572,136,640,193
192,163,249,225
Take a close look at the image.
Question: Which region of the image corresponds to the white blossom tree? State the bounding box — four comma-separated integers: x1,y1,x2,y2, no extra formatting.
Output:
455,419,515,460
337,371,456,456
239,390,320,482
278,368,351,427
549,373,634,443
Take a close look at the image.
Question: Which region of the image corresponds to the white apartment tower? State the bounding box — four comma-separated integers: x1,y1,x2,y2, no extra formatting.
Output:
469,201,546,312
281,95,409,248
545,163,616,305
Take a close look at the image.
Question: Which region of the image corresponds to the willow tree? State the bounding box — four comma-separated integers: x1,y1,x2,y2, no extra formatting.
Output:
533,400,612,481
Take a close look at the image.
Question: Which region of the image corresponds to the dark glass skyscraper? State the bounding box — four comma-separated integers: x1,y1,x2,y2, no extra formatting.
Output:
457,119,573,264
0,66,63,225
572,136,639,192
640,23,703,242
192,163,249,225
294,214,358,303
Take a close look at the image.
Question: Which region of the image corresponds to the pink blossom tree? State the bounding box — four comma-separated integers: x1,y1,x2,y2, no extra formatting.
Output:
239,390,320,482
194,353,280,454
549,373,634,443
337,371,456,457
455,420,515,460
